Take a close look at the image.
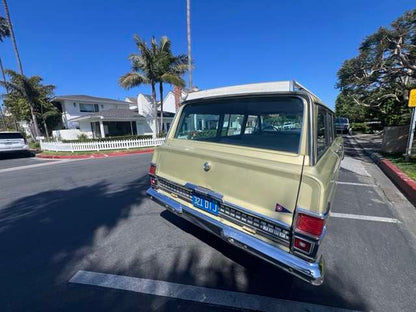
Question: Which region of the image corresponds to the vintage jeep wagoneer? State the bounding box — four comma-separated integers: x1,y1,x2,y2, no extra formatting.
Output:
147,81,343,285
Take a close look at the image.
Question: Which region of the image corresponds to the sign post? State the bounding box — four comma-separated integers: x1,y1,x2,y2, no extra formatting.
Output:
405,89,416,161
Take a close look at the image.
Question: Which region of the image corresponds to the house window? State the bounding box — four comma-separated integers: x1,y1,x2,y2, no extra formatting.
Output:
80,103,99,112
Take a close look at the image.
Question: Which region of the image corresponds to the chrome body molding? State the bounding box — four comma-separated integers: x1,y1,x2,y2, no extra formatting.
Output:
147,187,324,285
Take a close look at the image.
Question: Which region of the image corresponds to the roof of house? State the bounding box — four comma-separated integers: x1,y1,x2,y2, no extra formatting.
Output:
184,81,325,107
53,95,130,105
126,96,137,103
70,108,144,121
158,111,175,117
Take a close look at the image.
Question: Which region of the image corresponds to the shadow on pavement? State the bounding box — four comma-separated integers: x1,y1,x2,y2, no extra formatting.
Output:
0,171,366,311
0,175,150,311
159,210,367,311
0,150,34,160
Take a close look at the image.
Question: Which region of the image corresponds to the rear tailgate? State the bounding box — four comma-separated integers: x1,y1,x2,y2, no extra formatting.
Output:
155,140,304,227
0,136,25,151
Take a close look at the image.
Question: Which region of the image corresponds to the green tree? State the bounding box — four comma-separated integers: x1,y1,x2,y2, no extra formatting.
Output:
1,0,23,74
0,16,10,130
1,70,58,139
119,35,188,137
120,35,159,137
152,36,187,132
336,9,416,125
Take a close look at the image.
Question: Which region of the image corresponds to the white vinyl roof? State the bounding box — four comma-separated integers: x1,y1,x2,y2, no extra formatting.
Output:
184,81,324,104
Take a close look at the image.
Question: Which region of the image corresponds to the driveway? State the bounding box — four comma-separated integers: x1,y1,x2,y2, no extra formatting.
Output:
0,140,415,311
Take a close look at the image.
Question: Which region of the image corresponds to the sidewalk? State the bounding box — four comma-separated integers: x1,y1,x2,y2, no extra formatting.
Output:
352,134,416,206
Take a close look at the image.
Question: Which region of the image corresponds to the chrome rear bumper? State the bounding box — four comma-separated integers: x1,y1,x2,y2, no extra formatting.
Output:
147,187,324,285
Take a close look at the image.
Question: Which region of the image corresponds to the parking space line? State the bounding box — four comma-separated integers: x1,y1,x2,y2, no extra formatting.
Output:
330,212,400,223
336,181,376,187
69,270,354,312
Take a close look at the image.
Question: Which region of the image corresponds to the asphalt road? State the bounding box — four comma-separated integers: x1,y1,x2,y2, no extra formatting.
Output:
0,137,415,311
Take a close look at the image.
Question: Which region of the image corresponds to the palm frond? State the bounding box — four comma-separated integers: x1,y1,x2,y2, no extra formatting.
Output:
119,72,150,89
160,73,185,88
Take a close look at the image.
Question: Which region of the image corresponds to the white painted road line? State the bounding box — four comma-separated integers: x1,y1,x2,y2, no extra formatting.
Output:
0,159,81,173
330,212,400,224
69,270,354,312
336,181,376,187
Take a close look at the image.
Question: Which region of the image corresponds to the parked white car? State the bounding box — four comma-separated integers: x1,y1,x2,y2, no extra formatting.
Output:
0,132,29,154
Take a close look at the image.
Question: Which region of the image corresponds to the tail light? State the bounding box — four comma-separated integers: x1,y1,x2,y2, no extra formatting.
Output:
294,237,312,253
149,163,156,176
149,163,157,187
295,213,325,237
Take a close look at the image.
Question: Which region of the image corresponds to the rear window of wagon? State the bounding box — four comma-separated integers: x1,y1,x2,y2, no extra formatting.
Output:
174,96,304,154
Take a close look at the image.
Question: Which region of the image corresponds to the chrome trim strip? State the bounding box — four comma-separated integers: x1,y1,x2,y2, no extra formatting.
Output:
147,187,324,285
166,178,291,231
223,200,291,230
185,183,224,202
296,206,330,220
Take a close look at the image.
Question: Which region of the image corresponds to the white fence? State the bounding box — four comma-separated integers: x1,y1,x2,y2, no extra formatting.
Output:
40,137,166,152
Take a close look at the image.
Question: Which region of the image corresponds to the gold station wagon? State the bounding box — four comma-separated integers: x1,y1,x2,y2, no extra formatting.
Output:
147,81,343,285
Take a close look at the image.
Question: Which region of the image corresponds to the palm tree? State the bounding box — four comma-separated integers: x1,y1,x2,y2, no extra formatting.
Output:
0,70,45,137
0,16,10,129
152,36,187,132
119,35,160,137
1,0,23,74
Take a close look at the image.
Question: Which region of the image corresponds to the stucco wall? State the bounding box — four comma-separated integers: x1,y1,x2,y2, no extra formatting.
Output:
61,100,130,129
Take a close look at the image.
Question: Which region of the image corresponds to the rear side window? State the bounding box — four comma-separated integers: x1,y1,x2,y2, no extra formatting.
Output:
175,96,304,154
316,105,335,160
0,133,24,139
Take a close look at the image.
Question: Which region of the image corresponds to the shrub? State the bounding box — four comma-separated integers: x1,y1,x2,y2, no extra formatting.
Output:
77,133,89,142
351,122,370,133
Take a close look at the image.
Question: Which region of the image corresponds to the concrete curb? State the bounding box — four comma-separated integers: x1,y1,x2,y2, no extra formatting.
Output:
36,148,154,159
352,137,416,206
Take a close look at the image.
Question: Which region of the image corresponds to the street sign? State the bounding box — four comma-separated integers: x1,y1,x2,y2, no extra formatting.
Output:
409,89,416,107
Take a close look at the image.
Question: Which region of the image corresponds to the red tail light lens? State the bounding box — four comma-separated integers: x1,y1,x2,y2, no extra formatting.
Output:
149,163,156,176
149,164,157,187
296,213,325,237
294,237,312,253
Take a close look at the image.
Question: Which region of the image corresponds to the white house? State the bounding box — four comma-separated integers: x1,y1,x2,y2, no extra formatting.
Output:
125,89,184,134
51,89,184,139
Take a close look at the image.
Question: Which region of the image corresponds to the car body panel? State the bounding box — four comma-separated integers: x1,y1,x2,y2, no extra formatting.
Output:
0,132,29,153
147,82,342,285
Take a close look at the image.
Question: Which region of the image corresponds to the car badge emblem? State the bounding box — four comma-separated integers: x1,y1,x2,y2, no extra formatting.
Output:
275,203,291,213
203,162,211,172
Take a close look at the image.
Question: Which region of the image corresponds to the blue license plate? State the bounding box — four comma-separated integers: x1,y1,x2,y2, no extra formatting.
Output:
192,195,219,215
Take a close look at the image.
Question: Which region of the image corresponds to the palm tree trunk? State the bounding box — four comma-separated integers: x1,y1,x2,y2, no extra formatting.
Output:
159,82,164,133
0,57,8,130
28,99,40,138
151,82,158,138
2,1,41,139
43,118,49,140
2,0,23,75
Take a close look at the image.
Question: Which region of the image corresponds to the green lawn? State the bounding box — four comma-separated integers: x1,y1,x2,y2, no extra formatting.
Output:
382,153,416,181
40,147,154,156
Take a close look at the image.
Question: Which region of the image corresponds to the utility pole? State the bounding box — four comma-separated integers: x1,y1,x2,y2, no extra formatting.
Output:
187,0,193,90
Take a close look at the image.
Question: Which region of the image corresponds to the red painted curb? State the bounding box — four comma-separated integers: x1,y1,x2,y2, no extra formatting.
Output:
36,148,154,159
379,158,416,206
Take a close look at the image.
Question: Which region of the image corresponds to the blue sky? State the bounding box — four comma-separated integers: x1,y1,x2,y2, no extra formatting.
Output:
1,0,414,109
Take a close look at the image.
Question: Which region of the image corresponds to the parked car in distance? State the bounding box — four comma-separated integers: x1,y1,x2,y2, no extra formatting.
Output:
0,132,29,154
147,81,343,285
335,117,351,134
